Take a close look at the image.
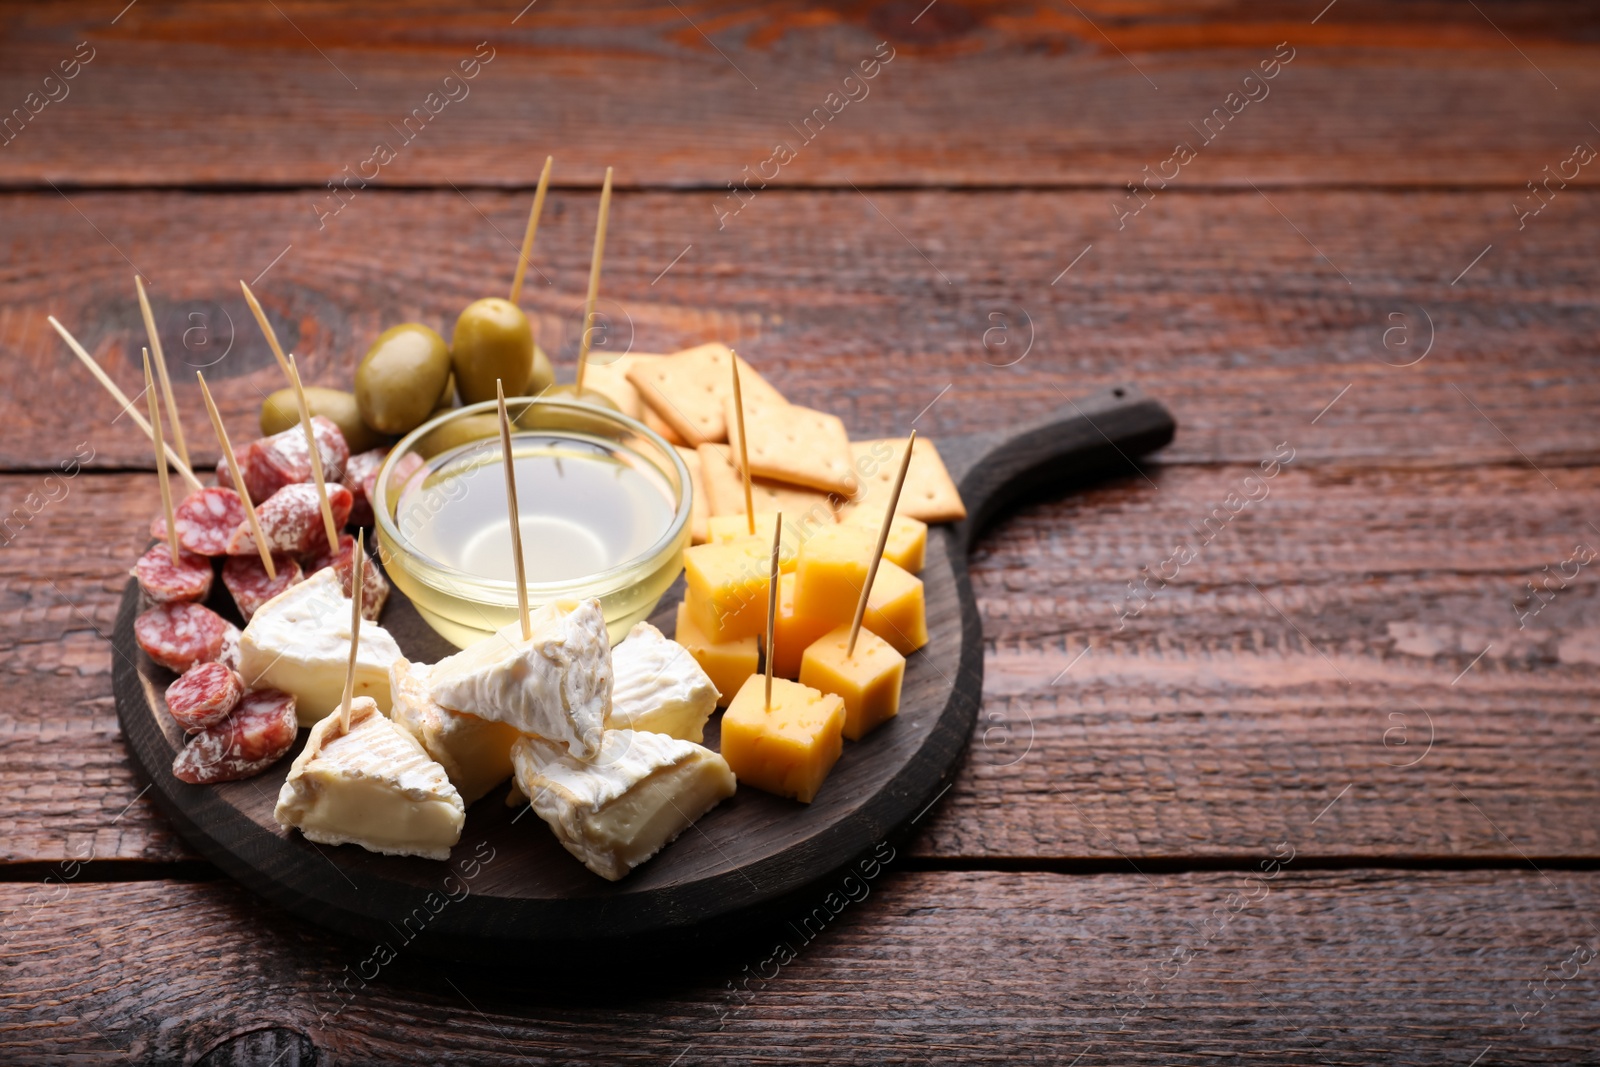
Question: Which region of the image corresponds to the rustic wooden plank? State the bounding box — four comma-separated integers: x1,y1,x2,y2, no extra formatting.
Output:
0,870,1595,1063
5,187,1598,474
6,463,1598,866
2,2,1599,188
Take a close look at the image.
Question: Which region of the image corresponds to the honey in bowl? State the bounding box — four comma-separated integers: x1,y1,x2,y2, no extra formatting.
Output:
375,399,691,649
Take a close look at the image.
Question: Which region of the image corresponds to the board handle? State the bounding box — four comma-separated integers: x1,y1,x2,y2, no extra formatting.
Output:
940,384,1176,549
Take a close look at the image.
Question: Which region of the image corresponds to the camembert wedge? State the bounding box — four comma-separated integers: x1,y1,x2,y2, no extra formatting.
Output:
607,622,719,743
390,658,520,805
511,729,735,881
274,697,465,861
429,598,612,760
238,568,402,726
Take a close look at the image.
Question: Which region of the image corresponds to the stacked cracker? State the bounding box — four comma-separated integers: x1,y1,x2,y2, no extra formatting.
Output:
585,342,966,545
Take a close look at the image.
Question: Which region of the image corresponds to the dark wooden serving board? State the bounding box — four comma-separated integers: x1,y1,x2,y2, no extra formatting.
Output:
112,385,1174,959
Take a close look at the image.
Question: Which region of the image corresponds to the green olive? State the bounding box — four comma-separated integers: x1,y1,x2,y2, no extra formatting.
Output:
260,386,383,452
413,413,501,461
436,372,456,409
540,384,620,412
356,323,452,436
451,298,533,405
527,343,555,396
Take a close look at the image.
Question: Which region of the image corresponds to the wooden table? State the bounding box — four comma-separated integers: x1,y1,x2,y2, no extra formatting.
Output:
3,2,1598,1062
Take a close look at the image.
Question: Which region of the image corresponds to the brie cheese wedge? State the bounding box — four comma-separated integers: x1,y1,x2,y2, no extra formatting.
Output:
238,568,402,726
390,658,519,805
511,729,736,881
607,622,719,743
275,696,465,861
429,598,612,759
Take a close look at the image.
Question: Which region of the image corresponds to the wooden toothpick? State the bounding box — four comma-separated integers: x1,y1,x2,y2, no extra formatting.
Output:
339,529,366,734
49,316,203,492
848,430,917,657
509,155,553,305
197,371,276,580
134,275,191,471
239,280,292,379
286,354,341,554
497,379,532,640
765,510,782,711
143,349,180,565
730,350,755,536
574,166,613,395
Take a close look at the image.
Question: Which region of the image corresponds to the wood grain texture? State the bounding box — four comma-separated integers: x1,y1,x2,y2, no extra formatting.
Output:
3,188,1598,473
2,1,1599,188
7,459,1599,866
1,870,1596,1064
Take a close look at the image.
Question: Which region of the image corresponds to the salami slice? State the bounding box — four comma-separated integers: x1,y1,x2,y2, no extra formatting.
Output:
366,450,424,518
224,482,353,558
168,487,248,556
304,533,389,620
219,624,242,673
134,602,232,673
165,661,243,732
221,553,302,620
342,447,389,527
216,416,349,503
171,687,298,784
131,544,214,604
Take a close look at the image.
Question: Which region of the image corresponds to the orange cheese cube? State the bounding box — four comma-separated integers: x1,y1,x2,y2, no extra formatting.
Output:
705,512,800,573
793,525,875,625
682,538,772,642
771,573,836,680
674,602,757,707
720,675,845,804
799,625,905,740
842,509,928,574
861,559,928,654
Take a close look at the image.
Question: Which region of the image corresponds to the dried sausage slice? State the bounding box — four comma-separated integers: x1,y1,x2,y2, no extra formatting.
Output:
342,447,389,527
131,544,214,603
134,602,232,673
224,482,353,558
163,487,247,557
303,533,389,620
165,661,243,732
171,688,298,784
221,553,302,621
216,416,349,503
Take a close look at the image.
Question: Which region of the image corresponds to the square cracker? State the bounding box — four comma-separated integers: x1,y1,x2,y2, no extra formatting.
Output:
724,394,856,495
840,438,966,524
583,351,665,420
674,445,709,544
626,342,785,446
642,401,686,445
696,443,838,529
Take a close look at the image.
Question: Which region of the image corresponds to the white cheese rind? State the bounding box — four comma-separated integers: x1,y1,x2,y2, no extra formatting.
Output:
389,658,518,805
428,598,612,759
607,622,719,743
274,696,465,861
238,568,402,726
511,729,736,881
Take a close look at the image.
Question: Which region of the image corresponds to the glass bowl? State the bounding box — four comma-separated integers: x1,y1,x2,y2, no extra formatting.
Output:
373,397,691,648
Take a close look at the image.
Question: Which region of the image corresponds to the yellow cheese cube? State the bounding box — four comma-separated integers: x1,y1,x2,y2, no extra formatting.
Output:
793,524,875,625
720,675,845,804
705,512,801,573
799,625,905,740
674,602,757,707
682,538,773,642
842,508,928,574
861,559,928,654
771,573,836,680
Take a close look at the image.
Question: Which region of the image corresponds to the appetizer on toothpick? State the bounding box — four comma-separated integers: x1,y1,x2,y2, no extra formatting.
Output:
286,353,341,554
239,279,292,378
508,155,553,306
799,431,915,740
49,316,203,492
196,371,276,579
575,166,613,396
143,348,180,565
339,529,366,733
134,275,191,470
496,378,532,640
765,510,781,709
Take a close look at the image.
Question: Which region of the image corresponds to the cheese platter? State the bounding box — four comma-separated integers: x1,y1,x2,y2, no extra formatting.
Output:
66,171,1175,955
